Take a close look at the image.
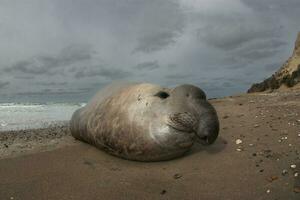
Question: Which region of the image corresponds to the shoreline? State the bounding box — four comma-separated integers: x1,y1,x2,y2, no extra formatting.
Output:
0,124,78,159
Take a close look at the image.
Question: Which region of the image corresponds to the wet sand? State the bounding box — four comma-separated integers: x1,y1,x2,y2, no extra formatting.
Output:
0,91,300,200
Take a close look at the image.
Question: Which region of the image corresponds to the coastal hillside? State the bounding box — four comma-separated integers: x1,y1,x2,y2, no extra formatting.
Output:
248,32,300,93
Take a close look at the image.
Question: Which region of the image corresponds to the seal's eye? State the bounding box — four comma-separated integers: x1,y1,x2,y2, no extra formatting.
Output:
154,91,169,99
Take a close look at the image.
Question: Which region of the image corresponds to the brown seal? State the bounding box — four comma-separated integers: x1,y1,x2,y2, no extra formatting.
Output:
70,82,219,161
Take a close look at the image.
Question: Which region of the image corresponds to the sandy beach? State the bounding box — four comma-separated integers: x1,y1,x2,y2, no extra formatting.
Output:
0,91,300,200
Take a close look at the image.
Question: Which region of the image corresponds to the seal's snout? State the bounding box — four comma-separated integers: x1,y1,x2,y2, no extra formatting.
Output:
195,103,219,145
196,118,219,145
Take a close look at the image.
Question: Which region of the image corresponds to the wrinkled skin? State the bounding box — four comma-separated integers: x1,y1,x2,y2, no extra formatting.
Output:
70,83,219,161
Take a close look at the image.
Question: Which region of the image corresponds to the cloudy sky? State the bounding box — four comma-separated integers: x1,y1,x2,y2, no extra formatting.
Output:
0,0,299,102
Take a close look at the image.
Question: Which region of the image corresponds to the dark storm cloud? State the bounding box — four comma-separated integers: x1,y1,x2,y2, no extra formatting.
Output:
74,66,131,80
197,15,283,51
238,49,280,60
250,39,287,50
36,81,68,86
241,0,300,15
13,75,35,80
134,32,180,53
165,74,191,80
5,60,48,75
134,61,159,70
0,81,10,89
132,0,185,53
221,37,287,67
4,44,93,75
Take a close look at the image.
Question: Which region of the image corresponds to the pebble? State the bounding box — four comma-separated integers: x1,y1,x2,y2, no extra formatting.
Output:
282,169,288,176
266,189,271,194
160,190,167,195
295,172,299,177
236,148,242,152
266,176,278,182
254,124,259,128
235,139,243,145
173,173,182,179
248,143,254,147
298,133,300,137
291,164,297,169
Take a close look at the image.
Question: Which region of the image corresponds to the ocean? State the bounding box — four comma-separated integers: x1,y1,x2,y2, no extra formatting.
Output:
0,103,86,131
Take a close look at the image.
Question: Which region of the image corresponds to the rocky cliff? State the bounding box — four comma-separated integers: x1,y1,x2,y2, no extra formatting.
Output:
248,32,300,93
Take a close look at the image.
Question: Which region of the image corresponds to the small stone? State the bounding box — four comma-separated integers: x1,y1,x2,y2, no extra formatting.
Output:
173,173,182,179
249,143,254,147
160,190,167,195
294,172,299,177
110,167,121,171
282,169,288,176
266,189,271,194
298,133,300,137
236,148,242,152
278,139,282,143
235,139,243,145
266,176,278,182
254,124,259,128
291,164,297,169
10,197,14,200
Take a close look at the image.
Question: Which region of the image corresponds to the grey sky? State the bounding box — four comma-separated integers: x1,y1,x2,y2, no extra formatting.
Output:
0,0,299,102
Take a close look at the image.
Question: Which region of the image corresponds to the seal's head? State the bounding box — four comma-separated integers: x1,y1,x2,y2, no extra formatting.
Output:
167,84,219,145
127,83,219,150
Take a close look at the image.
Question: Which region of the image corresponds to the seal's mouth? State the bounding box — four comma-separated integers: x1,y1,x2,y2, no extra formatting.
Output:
166,111,219,145
167,124,211,145
196,135,210,145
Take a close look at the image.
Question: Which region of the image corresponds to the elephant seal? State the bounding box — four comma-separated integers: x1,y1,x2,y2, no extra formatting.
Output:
70,82,219,161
